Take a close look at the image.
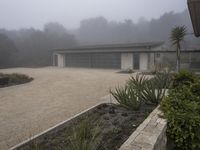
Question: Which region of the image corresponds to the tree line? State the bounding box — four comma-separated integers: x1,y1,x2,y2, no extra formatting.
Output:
0,9,199,68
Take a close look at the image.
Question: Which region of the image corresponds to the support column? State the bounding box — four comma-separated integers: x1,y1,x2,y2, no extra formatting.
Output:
121,53,133,70
57,53,65,67
52,53,57,66
139,53,148,71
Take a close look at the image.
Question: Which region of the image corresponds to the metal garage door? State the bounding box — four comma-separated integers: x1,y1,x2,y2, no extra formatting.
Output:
65,53,121,69
91,53,121,68
65,53,91,67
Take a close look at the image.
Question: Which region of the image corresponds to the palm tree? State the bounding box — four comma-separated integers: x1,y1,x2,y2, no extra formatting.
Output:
170,26,187,73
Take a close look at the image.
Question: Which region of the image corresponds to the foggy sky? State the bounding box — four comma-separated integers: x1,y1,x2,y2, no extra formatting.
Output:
0,0,187,30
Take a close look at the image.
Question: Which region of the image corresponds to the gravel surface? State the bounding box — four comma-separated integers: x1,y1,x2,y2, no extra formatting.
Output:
0,67,130,149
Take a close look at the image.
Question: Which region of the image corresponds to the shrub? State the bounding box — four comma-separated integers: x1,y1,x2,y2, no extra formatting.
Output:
110,85,142,111
128,73,169,105
69,120,101,150
161,85,200,150
127,69,134,74
127,74,147,90
140,78,167,105
190,81,200,97
111,72,171,110
7,73,33,84
0,73,33,87
172,70,196,88
152,71,172,89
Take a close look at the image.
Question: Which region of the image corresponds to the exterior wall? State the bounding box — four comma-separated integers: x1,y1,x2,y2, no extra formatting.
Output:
140,53,148,71
121,53,133,70
57,54,65,67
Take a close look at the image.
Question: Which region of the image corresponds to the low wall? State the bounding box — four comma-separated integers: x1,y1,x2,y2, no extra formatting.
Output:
119,106,167,150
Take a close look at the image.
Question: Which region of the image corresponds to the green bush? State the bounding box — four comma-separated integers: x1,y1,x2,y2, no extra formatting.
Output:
0,73,33,87
127,74,147,91
152,71,172,89
128,73,169,105
110,85,142,111
111,72,171,109
161,85,200,150
172,70,196,88
69,120,101,150
190,81,200,97
140,78,166,105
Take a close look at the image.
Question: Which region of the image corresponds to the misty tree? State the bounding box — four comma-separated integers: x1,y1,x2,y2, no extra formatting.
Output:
170,26,187,72
0,23,77,67
76,10,200,46
0,34,17,68
0,9,200,68
44,22,68,37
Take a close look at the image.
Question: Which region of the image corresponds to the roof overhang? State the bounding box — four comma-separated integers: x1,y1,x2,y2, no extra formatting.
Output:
52,42,164,54
188,0,200,37
54,50,200,54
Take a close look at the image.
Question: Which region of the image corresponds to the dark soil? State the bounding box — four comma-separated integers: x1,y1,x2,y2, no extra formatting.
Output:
16,103,156,150
0,73,33,88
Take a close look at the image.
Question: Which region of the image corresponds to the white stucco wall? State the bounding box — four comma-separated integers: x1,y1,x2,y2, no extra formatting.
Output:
149,53,155,71
57,54,65,67
140,53,148,71
121,53,133,70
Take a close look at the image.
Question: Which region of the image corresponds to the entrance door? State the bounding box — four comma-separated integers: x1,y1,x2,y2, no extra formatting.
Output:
133,53,140,70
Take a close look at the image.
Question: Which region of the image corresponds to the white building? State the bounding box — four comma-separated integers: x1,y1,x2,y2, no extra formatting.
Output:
52,42,165,71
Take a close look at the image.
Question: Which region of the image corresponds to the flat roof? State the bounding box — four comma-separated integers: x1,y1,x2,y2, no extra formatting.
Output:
52,42,164,53
51,42,200,54
55,49,200,54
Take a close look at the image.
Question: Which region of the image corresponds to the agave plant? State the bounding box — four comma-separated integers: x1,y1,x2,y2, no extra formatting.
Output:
128,72,171,105
110,85,141,111
127,74,148,89
151,71,172,89
140,79,166,105
69,120,101,150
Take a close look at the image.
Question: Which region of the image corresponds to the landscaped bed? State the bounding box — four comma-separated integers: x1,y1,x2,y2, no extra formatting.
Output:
0,73,33,88
13,103,156,150
12,72,171,150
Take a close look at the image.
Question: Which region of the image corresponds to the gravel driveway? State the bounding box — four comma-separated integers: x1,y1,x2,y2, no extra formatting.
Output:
0,67,130,149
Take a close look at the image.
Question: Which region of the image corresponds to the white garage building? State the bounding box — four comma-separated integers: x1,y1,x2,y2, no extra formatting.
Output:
52,42,164,71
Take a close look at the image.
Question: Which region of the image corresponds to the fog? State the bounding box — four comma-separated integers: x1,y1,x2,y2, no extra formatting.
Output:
1,0,199,68
0,0,187,30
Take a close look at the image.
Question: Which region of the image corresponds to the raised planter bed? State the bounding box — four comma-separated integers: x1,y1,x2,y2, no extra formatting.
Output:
11,103,156,150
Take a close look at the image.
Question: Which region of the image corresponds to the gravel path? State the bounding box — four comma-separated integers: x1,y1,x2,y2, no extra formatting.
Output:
0,67,130,149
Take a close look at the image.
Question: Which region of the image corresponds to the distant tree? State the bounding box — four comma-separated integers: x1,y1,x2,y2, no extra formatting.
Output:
170,26,187,72
0,34,17,68
0,23,77,67
44,22,68,37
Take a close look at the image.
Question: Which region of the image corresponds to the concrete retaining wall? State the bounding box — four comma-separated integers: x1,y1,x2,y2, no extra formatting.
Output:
119,106,167,150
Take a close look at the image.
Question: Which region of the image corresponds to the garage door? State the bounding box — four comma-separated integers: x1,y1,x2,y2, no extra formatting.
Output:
92,53,121,68
65,53,121,69
65,53,91,67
